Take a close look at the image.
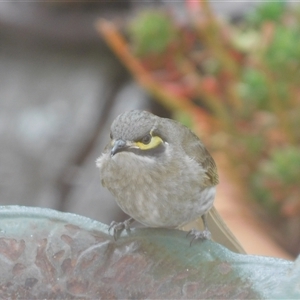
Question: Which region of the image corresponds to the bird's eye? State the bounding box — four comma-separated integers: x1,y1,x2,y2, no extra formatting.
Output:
141,134,151,144
135,133,163,150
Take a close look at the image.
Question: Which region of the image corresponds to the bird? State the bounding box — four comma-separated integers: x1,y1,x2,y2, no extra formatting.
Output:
96,110,245,253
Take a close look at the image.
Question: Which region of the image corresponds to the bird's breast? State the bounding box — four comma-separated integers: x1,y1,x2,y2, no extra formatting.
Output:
97,151,215,228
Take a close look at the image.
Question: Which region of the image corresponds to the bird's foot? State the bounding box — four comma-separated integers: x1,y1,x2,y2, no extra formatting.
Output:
108,218,134,241
186,228,211,246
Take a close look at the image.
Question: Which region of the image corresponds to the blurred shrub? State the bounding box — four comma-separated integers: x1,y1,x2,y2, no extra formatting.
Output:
128,10,178,56
252,146,300,217
99,0,300,255
247,1,286,25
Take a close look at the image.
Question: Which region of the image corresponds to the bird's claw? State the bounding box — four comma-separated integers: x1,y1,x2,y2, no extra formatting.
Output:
186,228,211,246
108,218,133,241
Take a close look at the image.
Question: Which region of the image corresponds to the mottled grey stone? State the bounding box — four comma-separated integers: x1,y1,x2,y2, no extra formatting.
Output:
0,33,149,223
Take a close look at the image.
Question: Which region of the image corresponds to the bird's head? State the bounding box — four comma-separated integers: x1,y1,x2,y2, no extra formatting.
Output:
108,110,167,158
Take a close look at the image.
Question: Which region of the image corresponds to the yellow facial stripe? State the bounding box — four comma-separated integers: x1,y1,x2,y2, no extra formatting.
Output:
135,136,163,150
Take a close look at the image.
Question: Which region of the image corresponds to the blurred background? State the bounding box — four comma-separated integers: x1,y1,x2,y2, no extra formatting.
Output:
0,1,299,258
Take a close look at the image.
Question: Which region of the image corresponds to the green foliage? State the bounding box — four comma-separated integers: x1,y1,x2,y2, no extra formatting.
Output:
128,10,177,56
251,174,280,215
247,1,286,26
243,135,265,158
240,68,269,111
174,111,193,129
252,147,300,215
123,1,300,253
266,26,300,78
267,147,300,184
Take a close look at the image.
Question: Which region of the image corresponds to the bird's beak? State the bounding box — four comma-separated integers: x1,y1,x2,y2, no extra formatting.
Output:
110,139,127,157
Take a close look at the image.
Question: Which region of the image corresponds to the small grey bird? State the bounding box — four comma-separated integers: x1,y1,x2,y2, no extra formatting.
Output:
97,110,245,253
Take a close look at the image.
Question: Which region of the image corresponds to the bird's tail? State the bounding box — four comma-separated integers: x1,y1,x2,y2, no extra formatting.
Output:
207,206,246,253
182,206,246,254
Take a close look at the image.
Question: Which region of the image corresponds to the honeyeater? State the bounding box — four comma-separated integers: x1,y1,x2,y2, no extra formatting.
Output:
96,110,245,253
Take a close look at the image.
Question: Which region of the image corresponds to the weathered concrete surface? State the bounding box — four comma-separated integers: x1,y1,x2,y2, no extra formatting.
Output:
0,3,152,224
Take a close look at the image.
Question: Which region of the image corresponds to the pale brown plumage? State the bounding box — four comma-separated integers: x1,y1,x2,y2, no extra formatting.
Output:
96,110,245,253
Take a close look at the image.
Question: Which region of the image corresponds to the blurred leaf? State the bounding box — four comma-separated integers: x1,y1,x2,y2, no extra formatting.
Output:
247,1,286,26
173,110,194,129
252,146,300,215
251,174,281,215
265,147,300,184
128,10,177,56
240,68,269,111
232,29,260,52
265,26,300,79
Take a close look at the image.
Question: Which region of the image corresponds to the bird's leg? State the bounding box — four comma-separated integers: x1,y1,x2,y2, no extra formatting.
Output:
108,217,135,241
186,214,212,246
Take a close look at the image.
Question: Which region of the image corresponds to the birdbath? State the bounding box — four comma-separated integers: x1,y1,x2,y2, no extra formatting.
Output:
0,205,298,299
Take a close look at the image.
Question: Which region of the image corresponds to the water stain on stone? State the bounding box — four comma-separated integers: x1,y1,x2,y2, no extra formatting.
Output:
66,279,89,295
0,238,25,261
64,224,81,233
35,238,57,285
79,253,98,270
12,263,26,276
61,258,76,275
25,278,38,290
52,250,65,261
61,234,73,245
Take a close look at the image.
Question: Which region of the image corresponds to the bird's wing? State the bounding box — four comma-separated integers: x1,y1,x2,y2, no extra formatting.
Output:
181,126,219,187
